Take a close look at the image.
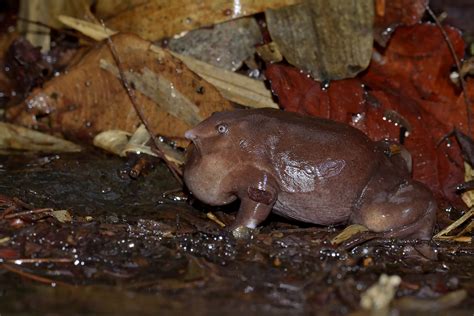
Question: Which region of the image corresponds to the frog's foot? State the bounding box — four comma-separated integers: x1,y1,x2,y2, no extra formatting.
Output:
227,183,276,229
226,225,255,239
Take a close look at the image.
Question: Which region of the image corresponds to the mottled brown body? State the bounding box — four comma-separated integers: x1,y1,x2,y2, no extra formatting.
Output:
184,109,436,241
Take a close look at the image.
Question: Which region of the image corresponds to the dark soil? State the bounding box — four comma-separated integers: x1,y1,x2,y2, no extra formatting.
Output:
0,152,472,315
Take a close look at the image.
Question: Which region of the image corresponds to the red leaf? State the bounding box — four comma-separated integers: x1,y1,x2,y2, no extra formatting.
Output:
374,0,428,45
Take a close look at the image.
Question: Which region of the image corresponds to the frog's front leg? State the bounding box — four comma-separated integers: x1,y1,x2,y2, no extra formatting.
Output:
231,185,277,229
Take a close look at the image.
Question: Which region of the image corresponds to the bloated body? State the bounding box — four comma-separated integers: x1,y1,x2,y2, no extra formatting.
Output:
184,109,436,241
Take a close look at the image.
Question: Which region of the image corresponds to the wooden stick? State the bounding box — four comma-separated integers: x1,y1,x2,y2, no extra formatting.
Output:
101,21,183,184
6,258,73,264
1,263,69,286
206,212,226,228
434,208,473,239
3,208,53,219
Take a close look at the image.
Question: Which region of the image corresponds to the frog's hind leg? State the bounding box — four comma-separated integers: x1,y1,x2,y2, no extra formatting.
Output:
352,179,437,259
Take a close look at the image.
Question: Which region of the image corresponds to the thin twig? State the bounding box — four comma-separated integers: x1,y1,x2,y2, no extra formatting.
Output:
13,197,34,210
17,16,54,30
100,20,183,185
426,5,472,135
0,205,16,219
3,208,53,219
270,227,326,234
206,212,226,228
6,258,73,264
1,263,69,286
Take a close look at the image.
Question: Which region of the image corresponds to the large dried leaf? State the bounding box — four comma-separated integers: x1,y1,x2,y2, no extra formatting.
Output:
100,60,203,126
105,0,302,41
266,0,373,81
266,24,469,203
6,34,233,143
95,0,146,19
93,125,184,165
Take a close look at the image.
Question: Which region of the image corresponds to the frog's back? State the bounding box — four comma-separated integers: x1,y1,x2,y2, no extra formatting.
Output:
241,109,383,225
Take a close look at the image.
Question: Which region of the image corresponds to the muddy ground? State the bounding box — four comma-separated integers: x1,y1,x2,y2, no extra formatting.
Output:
0,151,472,315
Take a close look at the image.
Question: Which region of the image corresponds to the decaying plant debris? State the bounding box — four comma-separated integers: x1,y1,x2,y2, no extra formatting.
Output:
0,0,473,315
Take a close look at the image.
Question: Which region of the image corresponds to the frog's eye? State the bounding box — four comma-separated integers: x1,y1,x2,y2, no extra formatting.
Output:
216,123,228,134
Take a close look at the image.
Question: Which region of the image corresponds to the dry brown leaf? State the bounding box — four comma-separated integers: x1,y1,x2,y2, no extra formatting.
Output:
100,60,203,126
93,129,131,156
330,224,369,245
6,33,233,143
95,0,147,19
172,52,278,109
0,122,81,153
93,125,184,165
105,0,302,41
58,15,117,41
50,210,72,223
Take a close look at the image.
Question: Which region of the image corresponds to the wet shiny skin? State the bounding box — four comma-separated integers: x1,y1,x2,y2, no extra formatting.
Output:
184,109,436,240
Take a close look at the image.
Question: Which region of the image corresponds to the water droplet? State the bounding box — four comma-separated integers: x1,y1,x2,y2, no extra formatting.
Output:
352,113,365,124
321,81,330,90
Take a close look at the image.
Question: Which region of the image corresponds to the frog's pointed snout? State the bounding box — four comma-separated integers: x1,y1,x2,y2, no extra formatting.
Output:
184,129,197,141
